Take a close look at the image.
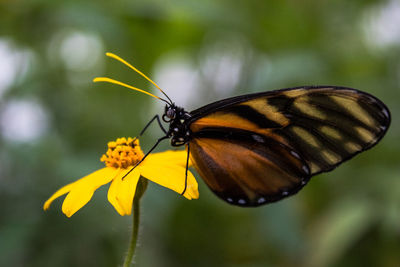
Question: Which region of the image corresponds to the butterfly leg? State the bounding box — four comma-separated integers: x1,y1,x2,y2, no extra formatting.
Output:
139,115,167,136
181,143,190,196
121,135,169,180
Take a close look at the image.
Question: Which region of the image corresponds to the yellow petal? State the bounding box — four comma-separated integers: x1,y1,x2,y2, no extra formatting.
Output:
61,167,118,217
43,183,75,211
139,162,199,200
107,169,125,216
185,175,200,200
143,150,192,168
108,168,140,216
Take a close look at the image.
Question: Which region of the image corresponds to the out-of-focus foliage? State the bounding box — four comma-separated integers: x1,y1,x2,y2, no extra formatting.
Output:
0,0,399,266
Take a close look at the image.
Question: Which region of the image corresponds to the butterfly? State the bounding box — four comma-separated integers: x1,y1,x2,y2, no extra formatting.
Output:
94,53,391,207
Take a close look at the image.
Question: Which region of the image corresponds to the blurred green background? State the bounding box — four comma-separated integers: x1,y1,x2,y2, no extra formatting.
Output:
0,0,399,266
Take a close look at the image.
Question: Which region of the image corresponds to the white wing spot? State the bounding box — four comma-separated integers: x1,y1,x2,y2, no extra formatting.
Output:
302,165,310,174
238,199,246,205
252,134,265,143
257,197,266,204
382,108,389,119
290,150,301,159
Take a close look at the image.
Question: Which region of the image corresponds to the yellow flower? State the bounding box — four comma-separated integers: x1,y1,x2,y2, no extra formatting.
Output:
44,137,199,217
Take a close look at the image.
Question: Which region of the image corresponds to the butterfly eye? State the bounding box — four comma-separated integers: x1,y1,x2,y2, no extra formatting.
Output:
166,108,176,119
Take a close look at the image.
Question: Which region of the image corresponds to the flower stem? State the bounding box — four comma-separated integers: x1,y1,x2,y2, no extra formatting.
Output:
123,197,140,267
123,178,148,267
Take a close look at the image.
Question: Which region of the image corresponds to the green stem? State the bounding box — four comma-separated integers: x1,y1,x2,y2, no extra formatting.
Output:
123,197,140,267
123,178,147,267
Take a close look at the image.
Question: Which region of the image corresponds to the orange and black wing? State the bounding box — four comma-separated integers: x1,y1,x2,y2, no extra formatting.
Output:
188,86,390,206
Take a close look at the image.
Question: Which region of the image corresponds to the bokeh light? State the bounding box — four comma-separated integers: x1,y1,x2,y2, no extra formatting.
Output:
0,98,48,142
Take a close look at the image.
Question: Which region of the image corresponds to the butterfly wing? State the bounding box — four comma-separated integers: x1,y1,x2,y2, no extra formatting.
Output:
188,86,390,206
189,128,311,206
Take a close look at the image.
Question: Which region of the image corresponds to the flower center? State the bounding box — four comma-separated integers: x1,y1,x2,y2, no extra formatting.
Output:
100,137,144,169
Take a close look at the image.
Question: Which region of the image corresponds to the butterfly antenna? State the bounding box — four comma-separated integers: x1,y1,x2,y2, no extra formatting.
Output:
105,52,173,105
93,77,169,104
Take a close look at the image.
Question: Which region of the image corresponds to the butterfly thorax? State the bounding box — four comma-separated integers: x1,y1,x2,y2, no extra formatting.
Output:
163,104,192,147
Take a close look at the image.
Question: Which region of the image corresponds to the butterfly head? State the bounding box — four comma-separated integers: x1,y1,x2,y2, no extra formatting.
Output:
163,104,177,122
163,104,192,146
